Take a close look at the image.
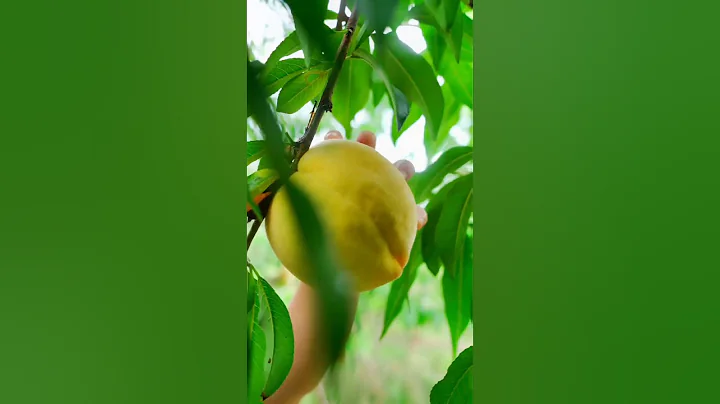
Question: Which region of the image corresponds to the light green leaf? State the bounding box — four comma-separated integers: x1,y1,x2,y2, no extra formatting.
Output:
264,32,301,73
247,140,266,165
374,32,444,138
446,2,464,63
426,0,460,32
247,265,257,313
248,169,279,198
352,48,412,133
409,146,473,203
381,229,424,338
422,24,446,71
263,58,309,96
372,79,386,107
430,346,473,404
257,277,295,398
276,69,330,114
441,234,472,356
435,174,473,277
332,57,372,137
421,179,458,276
281,0,334,67
248,290,267,404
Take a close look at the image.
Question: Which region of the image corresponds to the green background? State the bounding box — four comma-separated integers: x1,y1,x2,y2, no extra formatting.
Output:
475,1,719,403
1,1,248,403
1,0,719,403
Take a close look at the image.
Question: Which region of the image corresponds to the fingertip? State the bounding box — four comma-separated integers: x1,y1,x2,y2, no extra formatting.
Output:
356,131,377,149
417,206,428,230
324,130,343,140
394,160,415,180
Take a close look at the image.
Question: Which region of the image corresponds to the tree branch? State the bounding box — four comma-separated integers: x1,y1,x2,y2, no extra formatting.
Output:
247,217,263,250
335,0,348,31
291,8,360,172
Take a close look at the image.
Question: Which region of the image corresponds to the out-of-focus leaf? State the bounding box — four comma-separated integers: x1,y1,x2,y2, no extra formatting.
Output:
442,60,472,109
332,54,372,137
422,24,446,71
325,10,339,20
264,32,301,73
248,291,267,404
248,54,352,371
374,32,444,138
257,277,294,398
430,346,473,404
248,169,279,198
425,85,461,156
426,0,460,32
353,0,401,33
247,189,264,220
277,69,330,114
409,146,472,203
352,48,411,133
441,234,472,355
446,2,464,63
247,140,266,165
381,229,424,338
263,58,309,96
372,79,386,107
435,174,473,277
247,265,257,313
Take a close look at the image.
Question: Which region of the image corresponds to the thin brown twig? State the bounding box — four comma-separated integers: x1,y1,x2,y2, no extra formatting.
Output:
335,0,348,31
291,8,360,172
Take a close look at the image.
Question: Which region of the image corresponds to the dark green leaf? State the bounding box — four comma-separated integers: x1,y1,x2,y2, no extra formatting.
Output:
408,3,437,26
248,291,267,404
381,229,424,338
354,0,401,33
263,58,309,96
391,102,421,143
441,234,472,355
352,48,411,133
430,346,473,404
257,277,294,398
280,0,334,67
373,32,444,138
276,68,330,114
435,174,473,277
248,169,280,198
426,0,460,32
264,32,302,73
332,57,372,137
247,140,266,165
409,146,472,203
446,2,464,63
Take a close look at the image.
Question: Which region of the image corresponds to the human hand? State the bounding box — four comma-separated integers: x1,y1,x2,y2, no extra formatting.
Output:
322,129,428,231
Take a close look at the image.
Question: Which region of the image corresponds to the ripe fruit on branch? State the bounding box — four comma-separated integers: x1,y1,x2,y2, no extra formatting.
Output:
266,140,417,292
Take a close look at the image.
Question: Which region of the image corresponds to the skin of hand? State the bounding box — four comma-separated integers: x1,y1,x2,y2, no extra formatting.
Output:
263,130,428,404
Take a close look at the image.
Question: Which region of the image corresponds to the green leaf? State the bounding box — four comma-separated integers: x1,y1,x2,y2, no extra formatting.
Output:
332,57,372,137
354,0,402,33
280,0,334,67
372,79,386,107
430,346,473,404
247,140,266,165
264,32,302,73
248,169,280,198
248,290,267,404
426,0,460,32
446,2,464,63
425,85,461,156
352,48,411,133
409,146,473,203
421,179,457,276
391,102,422,143
262,58,309,96
441,234,472,355
277,68,330,114
257,277,294,398
435,174,473,278
247,189,263,220
247,266,257,313
422,24,446,71
381,229,424,338
373,32,444,138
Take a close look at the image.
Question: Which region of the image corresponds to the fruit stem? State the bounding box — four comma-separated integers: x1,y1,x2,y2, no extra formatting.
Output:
291,7,360,172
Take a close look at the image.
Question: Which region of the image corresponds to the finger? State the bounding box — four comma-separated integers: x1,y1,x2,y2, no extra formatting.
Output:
393,159,415,181
356,131,376,149
417,206,428,230
324,130,343,140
